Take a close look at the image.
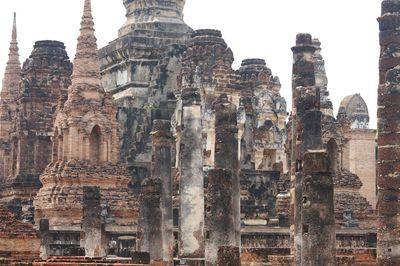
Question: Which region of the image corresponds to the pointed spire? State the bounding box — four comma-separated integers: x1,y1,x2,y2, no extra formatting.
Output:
1,12,21,101
12,12,17,42
70,0,101,88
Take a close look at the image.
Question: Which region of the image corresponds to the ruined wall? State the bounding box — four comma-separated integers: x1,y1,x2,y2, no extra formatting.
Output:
333,170,375,230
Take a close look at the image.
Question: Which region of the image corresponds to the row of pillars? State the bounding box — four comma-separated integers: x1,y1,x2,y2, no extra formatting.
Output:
137,92,241,265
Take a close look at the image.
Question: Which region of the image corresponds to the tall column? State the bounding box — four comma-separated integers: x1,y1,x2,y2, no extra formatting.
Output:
151,119,174,263
297,85,335,264
301,151,336,265
377,1,400,263
39,219,50,257
290,33,335,265
290,33,317,263
213,94,240,247
82,186,105,257
179,86,205,263
137,178,163,262
206,169,235,264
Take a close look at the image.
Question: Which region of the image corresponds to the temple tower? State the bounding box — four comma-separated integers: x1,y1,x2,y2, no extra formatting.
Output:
34,0,136,256
377,0,400,263
99,0,191,188
0,13,72,221
237,58,287,172
0,13,21,181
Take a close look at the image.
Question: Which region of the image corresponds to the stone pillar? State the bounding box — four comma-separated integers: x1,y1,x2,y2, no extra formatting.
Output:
137,178,163,262
213,94,240,248
290,33,336,265
290,33,317,263
179,86,205,262
82,186,105,257
301,151,336,265
151,119,174,263
39,219,50,257
205,169,235,264
377,1,400,263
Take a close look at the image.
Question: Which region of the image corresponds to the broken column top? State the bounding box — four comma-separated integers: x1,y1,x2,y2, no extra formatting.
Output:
296,33,313,45
381,0,400,15
152,119,172,133
292,33,317,54
151,119,172,143
214,93,237,127
141,177,161,194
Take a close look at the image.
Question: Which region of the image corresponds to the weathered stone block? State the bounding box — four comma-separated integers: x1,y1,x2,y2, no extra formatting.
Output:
217,246,241,266
132,251,151,264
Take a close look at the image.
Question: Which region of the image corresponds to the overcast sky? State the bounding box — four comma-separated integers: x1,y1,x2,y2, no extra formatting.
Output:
0,0,381,128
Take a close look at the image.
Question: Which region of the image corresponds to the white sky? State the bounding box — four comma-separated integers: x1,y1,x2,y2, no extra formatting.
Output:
0,0,381,128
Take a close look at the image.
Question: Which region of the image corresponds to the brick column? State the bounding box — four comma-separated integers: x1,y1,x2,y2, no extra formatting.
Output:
290,33,336,265
290,33,317,263
377,2,400,263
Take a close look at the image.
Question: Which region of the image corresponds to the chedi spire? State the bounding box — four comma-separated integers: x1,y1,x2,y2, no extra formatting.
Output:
1,12,21,101
71,0,101,89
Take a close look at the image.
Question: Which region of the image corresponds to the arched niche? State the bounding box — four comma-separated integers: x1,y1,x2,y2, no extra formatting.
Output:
11,137,18,176
89,125,102,163
327,138,338,173
52,128,59,162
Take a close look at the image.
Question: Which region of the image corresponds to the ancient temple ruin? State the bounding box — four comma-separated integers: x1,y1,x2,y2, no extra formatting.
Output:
0,0,398,265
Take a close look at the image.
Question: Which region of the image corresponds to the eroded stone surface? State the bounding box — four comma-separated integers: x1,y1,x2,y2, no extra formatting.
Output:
377,1,400,263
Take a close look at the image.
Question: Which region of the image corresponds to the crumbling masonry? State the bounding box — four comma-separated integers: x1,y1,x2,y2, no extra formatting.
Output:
0,0,393,265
